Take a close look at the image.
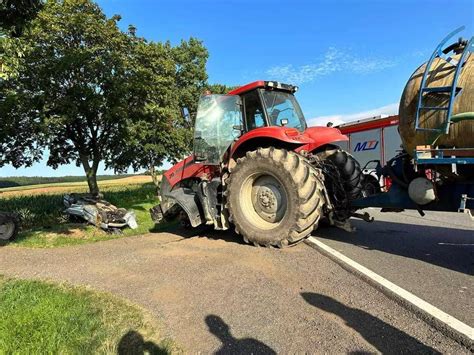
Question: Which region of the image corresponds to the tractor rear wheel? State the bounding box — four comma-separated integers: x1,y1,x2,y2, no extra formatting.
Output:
226,147,325,247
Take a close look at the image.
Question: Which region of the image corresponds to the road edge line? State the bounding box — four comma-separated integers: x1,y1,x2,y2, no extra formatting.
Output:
305,236,473,349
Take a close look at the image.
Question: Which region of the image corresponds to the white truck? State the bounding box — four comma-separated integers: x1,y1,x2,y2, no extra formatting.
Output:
336,115,401,195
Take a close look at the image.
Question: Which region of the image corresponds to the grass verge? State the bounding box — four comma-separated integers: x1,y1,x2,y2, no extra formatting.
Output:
1,183,172,248
0,277,179,354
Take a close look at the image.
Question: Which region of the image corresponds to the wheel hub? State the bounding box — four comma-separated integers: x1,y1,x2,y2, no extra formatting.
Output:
256,186,278,212
250,175,287,223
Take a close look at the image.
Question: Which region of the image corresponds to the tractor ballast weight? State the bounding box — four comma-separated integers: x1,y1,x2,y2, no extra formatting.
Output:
154,81,363,247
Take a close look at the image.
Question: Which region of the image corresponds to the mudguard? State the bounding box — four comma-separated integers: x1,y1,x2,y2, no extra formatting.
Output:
230,126,348,158
164,155,219,189
164,188,204,227
159,175,204,227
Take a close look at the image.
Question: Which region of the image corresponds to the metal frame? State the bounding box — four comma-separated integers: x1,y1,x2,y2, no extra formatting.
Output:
415,26,473,134
414,147,474,165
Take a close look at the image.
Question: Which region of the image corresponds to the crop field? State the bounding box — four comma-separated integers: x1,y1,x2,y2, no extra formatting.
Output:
0,175,170,247
0,175,154,196
0,174,138,189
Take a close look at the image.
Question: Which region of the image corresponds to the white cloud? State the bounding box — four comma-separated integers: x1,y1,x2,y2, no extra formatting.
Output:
307,102,399,127
266,47,396,85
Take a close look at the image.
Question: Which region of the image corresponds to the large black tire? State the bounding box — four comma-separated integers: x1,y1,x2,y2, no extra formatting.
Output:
226,147,325,247
361,176,381,197
317,148,363,201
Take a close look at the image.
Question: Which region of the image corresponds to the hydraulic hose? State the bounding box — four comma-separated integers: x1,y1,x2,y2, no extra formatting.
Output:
450,112,474,123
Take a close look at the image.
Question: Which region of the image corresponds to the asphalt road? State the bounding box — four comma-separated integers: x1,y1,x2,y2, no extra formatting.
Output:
0,227,470,353
314,209,474,326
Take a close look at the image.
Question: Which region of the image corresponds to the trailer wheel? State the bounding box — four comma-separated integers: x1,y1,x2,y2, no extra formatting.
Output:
226,147,325,248
362,176,381,197
0,214,19,245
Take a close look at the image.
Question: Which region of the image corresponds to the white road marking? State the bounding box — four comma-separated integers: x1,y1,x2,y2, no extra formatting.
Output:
306,236,474,345
438,243,474,246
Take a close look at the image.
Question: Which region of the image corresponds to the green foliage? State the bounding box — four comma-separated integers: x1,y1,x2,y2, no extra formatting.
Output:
1,193,62,228
206,83,238,95
0,0,208,196
0,278,175,353
0,174,134,188
0,0,43,37
111,37,209,178
174,38,209,123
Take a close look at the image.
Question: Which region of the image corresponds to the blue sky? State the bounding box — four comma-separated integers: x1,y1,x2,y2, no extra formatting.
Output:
2,0,473,177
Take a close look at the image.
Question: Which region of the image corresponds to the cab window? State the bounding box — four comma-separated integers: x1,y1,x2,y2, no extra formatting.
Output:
243,90,266,130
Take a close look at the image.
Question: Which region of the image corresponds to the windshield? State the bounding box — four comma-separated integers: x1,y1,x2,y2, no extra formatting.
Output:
261,90,306,131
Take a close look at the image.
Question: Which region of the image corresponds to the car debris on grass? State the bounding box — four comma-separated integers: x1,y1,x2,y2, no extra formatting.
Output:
64,194,138,233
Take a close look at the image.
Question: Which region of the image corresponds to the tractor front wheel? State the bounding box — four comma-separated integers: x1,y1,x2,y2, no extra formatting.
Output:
226,147,325,247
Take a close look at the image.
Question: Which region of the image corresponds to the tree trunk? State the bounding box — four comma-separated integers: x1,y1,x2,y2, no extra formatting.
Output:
80,154,100,198
149,166,160,187
149,165,161,196
86,170,100,198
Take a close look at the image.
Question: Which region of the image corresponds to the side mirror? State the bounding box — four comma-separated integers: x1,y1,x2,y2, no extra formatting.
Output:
194,135,207,161
280,118,289,126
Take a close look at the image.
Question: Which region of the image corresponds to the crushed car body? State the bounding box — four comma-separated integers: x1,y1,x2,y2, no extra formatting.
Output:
64,194,138,231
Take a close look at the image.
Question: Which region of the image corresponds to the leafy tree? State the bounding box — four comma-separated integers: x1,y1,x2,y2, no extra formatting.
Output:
1,0,207,197
1,0,136,196
0,0,44,36
111,39,209,188
0,0,201,195
174,38,208,124
0,0,43,79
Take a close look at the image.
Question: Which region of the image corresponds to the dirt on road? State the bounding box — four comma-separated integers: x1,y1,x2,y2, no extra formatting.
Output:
0,228,469,353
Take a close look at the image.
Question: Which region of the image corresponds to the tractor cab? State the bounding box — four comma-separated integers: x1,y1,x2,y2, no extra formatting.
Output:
194,81,306,164
235,81,305,132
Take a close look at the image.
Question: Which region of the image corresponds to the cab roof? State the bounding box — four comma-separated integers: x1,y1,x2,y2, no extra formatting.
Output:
228,81,298,96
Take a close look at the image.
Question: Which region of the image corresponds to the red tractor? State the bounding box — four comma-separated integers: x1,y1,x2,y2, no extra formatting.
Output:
153,81,363,247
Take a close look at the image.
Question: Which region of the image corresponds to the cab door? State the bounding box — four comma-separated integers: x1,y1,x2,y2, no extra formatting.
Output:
193,95,243,164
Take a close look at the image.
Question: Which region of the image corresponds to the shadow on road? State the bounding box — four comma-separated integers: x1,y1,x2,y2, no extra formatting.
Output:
205,314,276,354
151,221,247,246
117,330,168,355
301,292,440,354
316,219,473,275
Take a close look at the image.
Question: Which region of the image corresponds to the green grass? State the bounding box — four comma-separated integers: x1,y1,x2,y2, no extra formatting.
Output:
1,183,172,248
0,277,178,354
